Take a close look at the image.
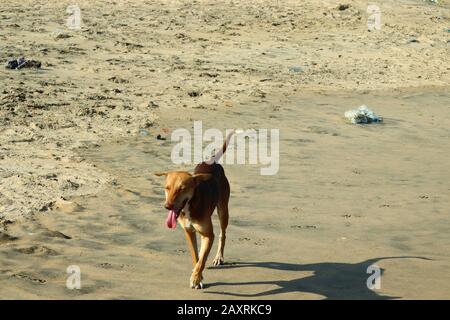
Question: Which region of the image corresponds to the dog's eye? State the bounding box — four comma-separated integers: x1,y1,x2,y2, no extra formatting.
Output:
164,186,170,190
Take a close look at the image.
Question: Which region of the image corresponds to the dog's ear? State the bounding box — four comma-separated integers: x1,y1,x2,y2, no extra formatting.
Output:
192,173,212,184
154,172,168,177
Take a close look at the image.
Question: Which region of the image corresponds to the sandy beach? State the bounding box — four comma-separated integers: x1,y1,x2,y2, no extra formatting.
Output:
0,0,449,299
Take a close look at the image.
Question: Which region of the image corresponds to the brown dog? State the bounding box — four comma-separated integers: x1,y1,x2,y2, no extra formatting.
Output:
155,131,235,289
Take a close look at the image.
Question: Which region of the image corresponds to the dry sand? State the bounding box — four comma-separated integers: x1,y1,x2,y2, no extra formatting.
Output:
0,0,449,299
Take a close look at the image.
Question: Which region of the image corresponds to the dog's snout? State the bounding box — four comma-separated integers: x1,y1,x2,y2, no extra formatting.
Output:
164,203,174,210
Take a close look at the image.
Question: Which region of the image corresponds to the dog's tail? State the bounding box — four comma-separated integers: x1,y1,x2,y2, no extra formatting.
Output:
205,130,238,165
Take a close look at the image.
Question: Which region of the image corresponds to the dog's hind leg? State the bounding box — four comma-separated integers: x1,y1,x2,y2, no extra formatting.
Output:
213,199,229,266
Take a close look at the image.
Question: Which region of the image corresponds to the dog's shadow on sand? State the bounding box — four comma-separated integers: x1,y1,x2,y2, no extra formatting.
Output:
205,256,431,299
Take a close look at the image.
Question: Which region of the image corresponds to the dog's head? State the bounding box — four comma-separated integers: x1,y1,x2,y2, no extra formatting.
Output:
154,171,211,228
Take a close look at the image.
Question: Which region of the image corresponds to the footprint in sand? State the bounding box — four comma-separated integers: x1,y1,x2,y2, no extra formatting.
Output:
41,229,72,240
11,273,46,284
0,232,18,244
97,262,131,270
15,245,58,256
290,225,318,229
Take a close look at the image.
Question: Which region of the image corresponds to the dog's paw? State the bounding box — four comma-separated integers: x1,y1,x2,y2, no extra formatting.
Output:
212,255,224,266
190,281,204,289
190,273,204,289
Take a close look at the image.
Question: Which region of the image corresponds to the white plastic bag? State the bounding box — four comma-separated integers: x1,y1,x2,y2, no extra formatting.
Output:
344,105,382,124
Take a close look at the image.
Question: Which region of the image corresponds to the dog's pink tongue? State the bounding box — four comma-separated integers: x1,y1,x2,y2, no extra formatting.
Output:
166,210,177,229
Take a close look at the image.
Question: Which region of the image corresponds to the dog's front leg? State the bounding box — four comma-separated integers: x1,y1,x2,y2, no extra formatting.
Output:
183,228,198,267
190,231,214,289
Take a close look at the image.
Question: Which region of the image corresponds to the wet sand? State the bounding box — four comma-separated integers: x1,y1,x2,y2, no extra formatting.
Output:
1,90,450,299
